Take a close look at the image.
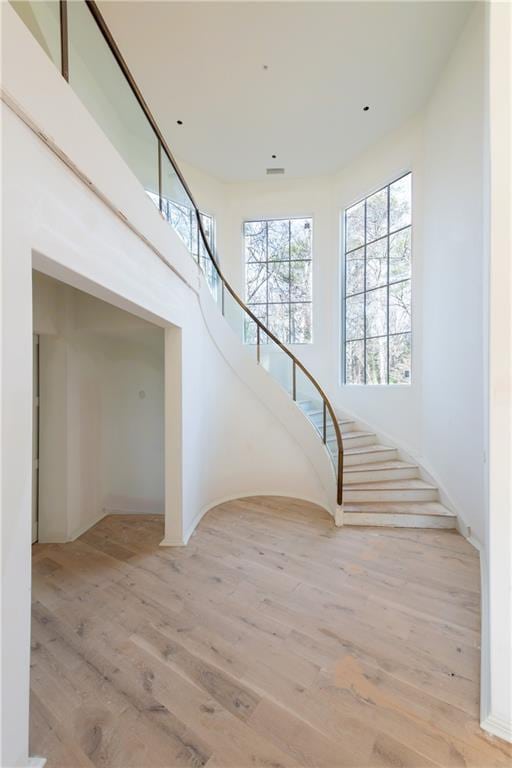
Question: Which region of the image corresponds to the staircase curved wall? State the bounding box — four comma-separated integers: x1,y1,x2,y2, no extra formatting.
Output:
1,7,336,765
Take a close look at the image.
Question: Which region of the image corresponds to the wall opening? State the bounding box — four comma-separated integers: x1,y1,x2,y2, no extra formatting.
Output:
32,270,167,542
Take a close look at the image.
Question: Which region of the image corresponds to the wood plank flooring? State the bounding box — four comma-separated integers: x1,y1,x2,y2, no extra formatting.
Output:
30,497,511,768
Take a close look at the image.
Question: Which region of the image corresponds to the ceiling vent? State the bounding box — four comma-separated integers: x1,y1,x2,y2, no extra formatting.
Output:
266,167,285,175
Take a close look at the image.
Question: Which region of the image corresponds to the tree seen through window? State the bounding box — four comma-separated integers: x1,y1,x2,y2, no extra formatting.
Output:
344,173,412,384
244,217,313,344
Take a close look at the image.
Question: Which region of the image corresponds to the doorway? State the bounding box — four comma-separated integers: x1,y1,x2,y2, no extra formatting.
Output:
32,334,39,543
32,271,167,542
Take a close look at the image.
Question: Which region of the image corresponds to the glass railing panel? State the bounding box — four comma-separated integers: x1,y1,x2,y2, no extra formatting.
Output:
295,367,324,435
13,0,343,502
223,286,245,339
11,1,61,70
67,0,158,198
201,257,221,305
259,334,293,396
198,213,221,302
242,305,265,358
160,151,198,254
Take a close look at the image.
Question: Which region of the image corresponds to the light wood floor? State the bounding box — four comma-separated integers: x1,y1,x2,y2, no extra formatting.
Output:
30,497,511,768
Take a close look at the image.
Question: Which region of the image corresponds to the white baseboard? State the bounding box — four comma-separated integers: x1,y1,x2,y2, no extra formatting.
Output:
69,510,108,541
28,758,46,767
37,511,107,543
103,507,164,516
160,505,208,547
481,713,512,743
160,538,187,547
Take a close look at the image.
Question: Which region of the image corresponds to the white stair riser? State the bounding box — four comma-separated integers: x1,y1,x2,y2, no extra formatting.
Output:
343,512,456,529
338,434,375,449
311,426,357,442
308,419,357,435
343,467,418,484
344,488,438,502
344,449,398,466
330,425,358,435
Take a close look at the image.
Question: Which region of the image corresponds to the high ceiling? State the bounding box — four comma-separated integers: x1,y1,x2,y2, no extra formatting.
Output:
98,1,473,182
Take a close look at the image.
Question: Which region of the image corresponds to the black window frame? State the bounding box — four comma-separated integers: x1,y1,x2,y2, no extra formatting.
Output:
243,216,313,345
343,172,412,385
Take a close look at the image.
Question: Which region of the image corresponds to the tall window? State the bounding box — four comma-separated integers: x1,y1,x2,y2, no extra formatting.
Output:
344,173,412,384
244,217,313,344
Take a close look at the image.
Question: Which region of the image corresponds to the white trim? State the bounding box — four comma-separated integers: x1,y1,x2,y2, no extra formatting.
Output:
103,507,164,516
481,714,512,744
54,510,165,544
28,758,46,768
39,510,107,543
471,537,510,744
68,510,107,542
476,541,512,745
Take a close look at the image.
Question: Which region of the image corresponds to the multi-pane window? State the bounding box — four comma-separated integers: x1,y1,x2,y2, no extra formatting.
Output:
146,191,214,257
344,173,412,384
244,218,313,344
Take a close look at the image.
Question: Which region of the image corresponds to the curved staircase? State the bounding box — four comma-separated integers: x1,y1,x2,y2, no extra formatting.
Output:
26,0,457,534
299,401,457,529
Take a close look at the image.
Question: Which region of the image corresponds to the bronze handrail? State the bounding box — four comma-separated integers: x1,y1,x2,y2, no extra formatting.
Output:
79,0,344,505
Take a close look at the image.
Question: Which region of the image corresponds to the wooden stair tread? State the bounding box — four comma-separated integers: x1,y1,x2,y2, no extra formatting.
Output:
344,443,395,456
345,478,437,491
344,460,417,473
307,414,354,426
343,501,455,517
300,400,456,531
330,430,374,442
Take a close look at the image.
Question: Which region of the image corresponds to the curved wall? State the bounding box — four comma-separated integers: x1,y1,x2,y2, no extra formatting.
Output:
1,7,335,765
188,7,487,546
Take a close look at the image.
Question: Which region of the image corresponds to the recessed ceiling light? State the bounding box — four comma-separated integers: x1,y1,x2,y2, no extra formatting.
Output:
363,106,370,112
177,119,183,125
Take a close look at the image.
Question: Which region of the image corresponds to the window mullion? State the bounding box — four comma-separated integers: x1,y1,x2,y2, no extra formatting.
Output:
363,200,367,384
265,222,269,336
386,185,390,384
344,172,411,385
288,219,292,343
244,218,312,345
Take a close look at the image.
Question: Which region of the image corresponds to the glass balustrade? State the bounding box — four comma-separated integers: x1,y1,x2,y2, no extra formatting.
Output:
259,334,293,396
11,0,344,505
68,0,159,199
295,368,325,434
11,1,61,70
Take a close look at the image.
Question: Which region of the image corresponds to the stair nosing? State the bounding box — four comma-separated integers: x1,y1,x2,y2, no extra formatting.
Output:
344,462,417,473
343,502,455,517
345,479,437,491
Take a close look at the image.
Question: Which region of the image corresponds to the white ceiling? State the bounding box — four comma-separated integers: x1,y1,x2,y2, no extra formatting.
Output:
98,1,473,182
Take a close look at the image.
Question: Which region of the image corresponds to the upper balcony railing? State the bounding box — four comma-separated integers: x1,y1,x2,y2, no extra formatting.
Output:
11,0,344,505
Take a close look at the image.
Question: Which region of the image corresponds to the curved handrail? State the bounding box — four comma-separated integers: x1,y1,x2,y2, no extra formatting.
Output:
84,0,344,506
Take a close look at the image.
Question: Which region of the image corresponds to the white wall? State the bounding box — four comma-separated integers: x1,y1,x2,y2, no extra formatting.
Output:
101,331,165,515
179,6,511,740
421,5,486,544
206,8,487,544
483,0,512,743
1,7,336,765
33,273,166,542
2,3,508,765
